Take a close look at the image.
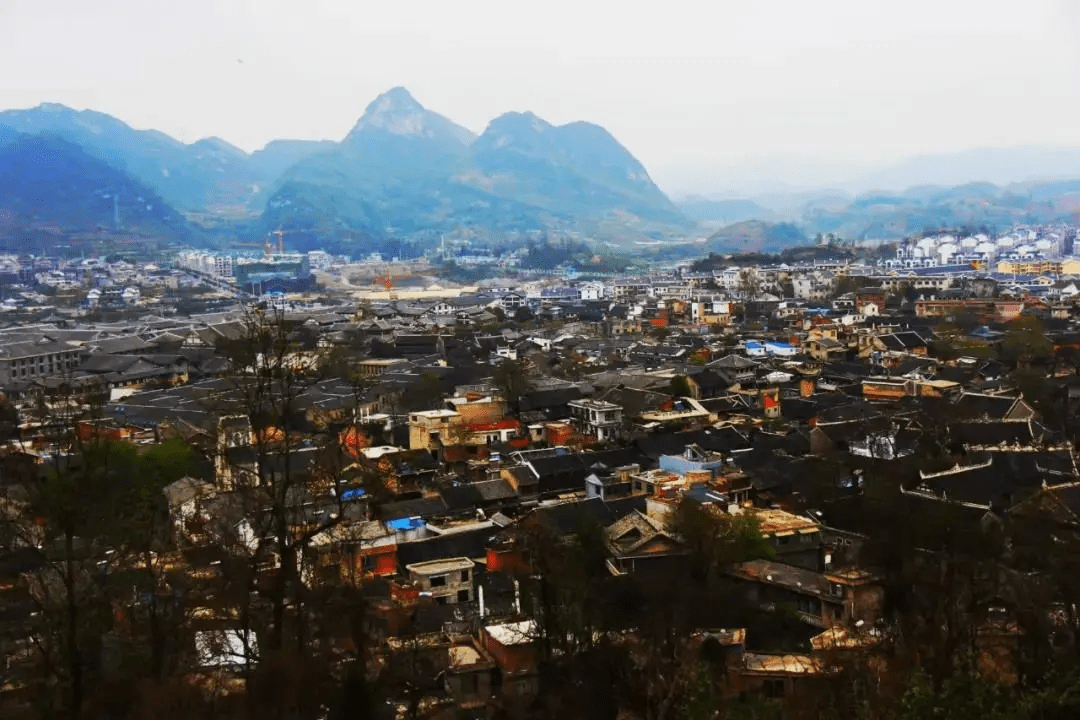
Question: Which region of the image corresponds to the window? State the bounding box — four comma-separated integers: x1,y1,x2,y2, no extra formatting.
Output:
460,570,470,582
430,575,446,587
457,589,470,602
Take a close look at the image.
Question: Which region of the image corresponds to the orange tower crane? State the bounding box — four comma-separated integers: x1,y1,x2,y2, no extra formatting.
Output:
383,270,398,300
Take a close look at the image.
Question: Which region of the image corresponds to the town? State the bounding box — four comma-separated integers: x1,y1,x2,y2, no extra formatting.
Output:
3,224,1080,720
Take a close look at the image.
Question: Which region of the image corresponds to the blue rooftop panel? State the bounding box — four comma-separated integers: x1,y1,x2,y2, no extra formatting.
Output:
387,516,425,531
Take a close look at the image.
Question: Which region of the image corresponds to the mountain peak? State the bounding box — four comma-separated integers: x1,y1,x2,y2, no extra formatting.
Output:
352,87,429,137
367,86,424,115
489,111,552,133
37,102,76,114
347,87,475,146
191,136,248,159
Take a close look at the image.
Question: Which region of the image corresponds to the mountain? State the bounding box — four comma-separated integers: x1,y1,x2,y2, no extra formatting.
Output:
0,132,189,240
346,86,476,147
706,220,807,252
847,146,1080,194
262,89,684,248
263,87,480,239
463,113,682,225
795,179,1078,239
0,104,261,213
682,173,1080,242
248,139,337,187
0,104,339,217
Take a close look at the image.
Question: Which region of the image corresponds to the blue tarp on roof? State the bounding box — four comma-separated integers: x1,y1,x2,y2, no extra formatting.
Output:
340,488,366,501
387,516,425,531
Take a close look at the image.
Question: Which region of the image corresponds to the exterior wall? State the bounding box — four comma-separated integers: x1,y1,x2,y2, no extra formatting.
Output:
855,292,885,314
543,422,575,446
486,547,529,575
914,299,1024,321
737,578,844,628
479,630,537,679
0,348,81,385
344,546,398,580
771,544,822,572
451,398,506,425
466,421,521,446
861,380,908,401
407,559,475,604
733,672,830,720
579,283,606,300
658,454,726,478
997,260,1061,276
567,401,624,442
408,412,464,450
845,584,885,625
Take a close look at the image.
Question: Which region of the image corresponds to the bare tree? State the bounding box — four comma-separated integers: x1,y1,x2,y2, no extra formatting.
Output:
212,306,352,672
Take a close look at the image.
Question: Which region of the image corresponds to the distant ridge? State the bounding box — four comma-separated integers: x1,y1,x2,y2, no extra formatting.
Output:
0,104,332,213
5,93,1080,252
0,132,189,239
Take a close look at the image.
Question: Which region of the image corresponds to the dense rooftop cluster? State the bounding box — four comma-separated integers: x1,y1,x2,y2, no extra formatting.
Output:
4,252,1080,719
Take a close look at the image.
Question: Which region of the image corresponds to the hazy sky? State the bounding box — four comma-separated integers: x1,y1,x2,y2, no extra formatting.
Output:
2,0,1079,195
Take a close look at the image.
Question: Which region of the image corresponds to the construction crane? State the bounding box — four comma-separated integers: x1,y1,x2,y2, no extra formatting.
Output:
264,226,324,256
383,271,398,300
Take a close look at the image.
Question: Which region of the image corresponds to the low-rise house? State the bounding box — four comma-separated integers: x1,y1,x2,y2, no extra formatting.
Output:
727,559,883,629
872,330,930,356
567,398,624,442
444,639,498,706
163,476,217,542
479,620,540,701
755,509,824,571
658,444,728,480
409,409,464,452
405,557,476,605
578,281,606,301
584,462,640,501
311,519,399,583
603,510,682,576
